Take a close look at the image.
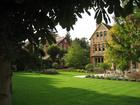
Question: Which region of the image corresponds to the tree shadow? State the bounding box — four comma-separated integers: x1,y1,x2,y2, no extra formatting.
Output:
12,73,140,105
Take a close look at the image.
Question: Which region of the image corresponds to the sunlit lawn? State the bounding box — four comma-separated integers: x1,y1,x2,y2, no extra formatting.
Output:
12,71,140,105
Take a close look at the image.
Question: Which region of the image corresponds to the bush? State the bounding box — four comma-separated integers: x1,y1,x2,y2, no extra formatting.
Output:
98,63,110,72
52,62,59,69
85,75,91,78
41,69,59,74
91,75,95,78
76,69,85,72
85,63,94,73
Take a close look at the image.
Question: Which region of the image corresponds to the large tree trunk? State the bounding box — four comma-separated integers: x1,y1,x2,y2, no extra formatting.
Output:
0,57,12,105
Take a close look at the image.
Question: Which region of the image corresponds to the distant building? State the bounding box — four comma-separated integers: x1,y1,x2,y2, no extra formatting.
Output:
43,35,70,59
55,36,70,50
89,23,111,65
90,23,140,71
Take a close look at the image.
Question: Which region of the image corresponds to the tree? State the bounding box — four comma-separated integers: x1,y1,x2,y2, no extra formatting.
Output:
47,44,61,62
74,38,89,49
105,9,140,73
0,0,140,105
64,42,89,68
117,58,129,75
73,37,90,64
47,44,66,67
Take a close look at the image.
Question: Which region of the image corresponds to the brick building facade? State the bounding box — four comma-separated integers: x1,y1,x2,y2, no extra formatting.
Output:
43,35,70,60
90,23,111,65
90,23,140,71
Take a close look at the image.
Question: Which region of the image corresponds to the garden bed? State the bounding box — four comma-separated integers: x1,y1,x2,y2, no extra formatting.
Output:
85,74,140,82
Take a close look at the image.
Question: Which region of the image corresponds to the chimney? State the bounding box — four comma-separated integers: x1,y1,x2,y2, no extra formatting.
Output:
96,23,99,28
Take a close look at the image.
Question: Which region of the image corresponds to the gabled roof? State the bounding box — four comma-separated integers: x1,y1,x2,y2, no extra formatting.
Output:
102,23,112,29
55,36,66,44
89,23,112,40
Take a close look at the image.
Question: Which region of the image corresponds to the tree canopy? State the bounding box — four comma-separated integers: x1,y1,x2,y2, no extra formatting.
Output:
0,1,140,105
64,41,89,68
105,9,140,71
1,0,140,60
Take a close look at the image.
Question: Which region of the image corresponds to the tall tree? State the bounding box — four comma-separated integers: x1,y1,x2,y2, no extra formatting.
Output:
105,10,140,72
64,41,89,68
74,38,89,49
47,44,61,62
0,0,140,105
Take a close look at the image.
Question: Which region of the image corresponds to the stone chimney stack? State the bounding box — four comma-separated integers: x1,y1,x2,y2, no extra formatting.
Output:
96,23,99,28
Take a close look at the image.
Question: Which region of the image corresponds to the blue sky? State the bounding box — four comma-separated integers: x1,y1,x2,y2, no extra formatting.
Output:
56,9,114,40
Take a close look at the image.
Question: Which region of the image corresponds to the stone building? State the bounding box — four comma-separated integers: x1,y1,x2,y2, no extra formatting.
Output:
90,23,111,65
43,35,70,60
90,23,140,71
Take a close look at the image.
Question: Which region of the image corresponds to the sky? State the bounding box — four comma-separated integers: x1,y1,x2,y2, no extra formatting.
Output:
56,9,114,40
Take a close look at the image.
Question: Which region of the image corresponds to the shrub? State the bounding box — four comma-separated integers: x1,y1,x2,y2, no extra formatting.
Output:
85,75,91,78
76,69,85,72
85,64,94,73
98,63,110,72
91,75,95,78
52,62,59,69
41,69,59,74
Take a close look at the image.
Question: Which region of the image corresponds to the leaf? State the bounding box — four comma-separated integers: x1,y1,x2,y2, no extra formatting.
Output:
96,11,102,24
94,8,100,19
85,9,91,16
103,13,108,24
77,13,82,18
108,6,113,14
124,0,134,16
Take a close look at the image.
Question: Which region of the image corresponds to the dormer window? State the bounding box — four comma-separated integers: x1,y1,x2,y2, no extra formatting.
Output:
100,32,102,37
104,31,107,37
102,43,105,51
95,44,97,51
96,32,99,37
98,44,101,51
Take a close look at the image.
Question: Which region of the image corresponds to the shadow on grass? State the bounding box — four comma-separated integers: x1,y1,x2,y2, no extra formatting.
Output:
12,73,140,105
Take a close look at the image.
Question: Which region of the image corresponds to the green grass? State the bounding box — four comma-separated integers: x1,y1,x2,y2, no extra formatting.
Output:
12,72,140,105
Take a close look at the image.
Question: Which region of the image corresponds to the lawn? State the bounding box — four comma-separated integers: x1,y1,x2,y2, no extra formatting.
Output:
12,72,140,105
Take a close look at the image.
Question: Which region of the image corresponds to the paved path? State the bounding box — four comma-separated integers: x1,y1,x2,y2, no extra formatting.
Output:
74,75,86,78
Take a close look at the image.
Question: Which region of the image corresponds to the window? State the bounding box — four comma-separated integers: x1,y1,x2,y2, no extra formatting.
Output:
98,57,100,63
98,44,101,51
102,43,105,51
94,44,97,51
100,32,102,37
101,57,104,63
104,31,107,37
96,32,99,37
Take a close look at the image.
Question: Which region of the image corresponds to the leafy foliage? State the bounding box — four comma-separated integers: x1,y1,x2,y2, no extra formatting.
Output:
1,1,140,105
105,10,140,71
47,44,61,62
99,63,110,71
117,59,129,71
64,41,89,69
85,64,95,73
0,0,140,60
47,44,66,67
74,38,89,49
52,62,59,69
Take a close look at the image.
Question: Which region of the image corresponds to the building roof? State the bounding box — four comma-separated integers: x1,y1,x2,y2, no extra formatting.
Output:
55,36,65,44
102,23,112,29
89,23,112,40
